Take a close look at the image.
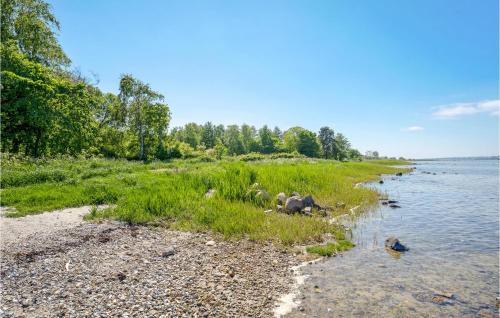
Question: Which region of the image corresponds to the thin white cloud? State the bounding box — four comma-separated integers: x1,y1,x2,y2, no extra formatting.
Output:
432,99,500,119
403,126,424,132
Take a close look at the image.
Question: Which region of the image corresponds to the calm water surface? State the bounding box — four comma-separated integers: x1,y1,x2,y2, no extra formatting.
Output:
287,158,499,318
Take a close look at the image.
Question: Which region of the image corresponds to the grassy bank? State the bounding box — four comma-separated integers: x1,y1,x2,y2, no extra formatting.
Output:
1,157,407,245
365,159,412,165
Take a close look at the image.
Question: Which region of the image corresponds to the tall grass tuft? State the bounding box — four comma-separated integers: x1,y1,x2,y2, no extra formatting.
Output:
1,157,407,244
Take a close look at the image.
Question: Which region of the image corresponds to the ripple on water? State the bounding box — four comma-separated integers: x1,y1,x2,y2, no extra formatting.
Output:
286,159,499,318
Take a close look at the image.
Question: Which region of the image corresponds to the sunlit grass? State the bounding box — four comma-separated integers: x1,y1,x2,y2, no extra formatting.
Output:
306,240,355,257
1,157,406,245
364,159,412,165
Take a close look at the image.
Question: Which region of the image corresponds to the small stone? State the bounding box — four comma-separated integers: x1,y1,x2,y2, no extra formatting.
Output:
264,209,273,214
162,247,175,258
276,192,287,205
117,272,126,282
303,206,312,216
206,240,216,246
433,290,454,299
205,189,216,198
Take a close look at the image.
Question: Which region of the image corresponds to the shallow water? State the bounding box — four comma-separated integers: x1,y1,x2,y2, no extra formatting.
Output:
288,158,499,318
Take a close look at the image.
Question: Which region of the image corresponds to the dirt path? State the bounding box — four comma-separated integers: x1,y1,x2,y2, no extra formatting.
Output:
0,205,106,245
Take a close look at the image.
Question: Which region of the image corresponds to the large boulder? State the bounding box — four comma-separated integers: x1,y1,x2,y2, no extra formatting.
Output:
276,192,287,205
285,196,303,213
384,237,409,252
302,195,315,207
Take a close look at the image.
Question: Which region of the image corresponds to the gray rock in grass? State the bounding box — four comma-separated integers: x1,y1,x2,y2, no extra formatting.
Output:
285,196,303,213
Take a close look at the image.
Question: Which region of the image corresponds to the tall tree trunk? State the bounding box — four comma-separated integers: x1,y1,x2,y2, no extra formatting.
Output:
12,138,20,153
139,125,144,160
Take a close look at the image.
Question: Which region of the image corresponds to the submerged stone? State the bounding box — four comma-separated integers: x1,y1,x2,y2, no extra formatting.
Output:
384,237,409,252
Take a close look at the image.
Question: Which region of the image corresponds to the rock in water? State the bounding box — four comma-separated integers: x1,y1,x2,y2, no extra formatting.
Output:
389,204,401,208
396,172,403,176
379,180,384,184
302,195,315,207
385,237,409,252
285,196,303,213
276,192,287,205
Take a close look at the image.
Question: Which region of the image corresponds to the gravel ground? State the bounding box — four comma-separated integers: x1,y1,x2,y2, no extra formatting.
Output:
0,206,107,245
0,221,300,317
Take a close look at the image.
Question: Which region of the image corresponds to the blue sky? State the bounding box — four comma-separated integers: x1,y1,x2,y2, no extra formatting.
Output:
50,0,498,159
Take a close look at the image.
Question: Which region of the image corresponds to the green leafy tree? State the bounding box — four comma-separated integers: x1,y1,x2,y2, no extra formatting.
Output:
283,127,320,157
334,133,351,161
1,42,96,157
214,139,227,160
240,124,257,153
224,125,244,155
118,74,170,160
318,126,336,159
296,129,320,157
272,126,282,140
258,125,277,154
201,121,216,148
348,148,362,161
182,123,202,149
214,124,225,144
1,0,70,67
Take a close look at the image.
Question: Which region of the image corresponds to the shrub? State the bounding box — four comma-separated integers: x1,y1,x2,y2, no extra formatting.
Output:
238,152,265,162
1,169,69,188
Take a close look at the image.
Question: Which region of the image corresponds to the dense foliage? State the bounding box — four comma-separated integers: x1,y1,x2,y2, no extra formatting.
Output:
1,0,363,161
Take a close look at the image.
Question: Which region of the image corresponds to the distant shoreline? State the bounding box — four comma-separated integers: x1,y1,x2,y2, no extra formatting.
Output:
411,156,499,161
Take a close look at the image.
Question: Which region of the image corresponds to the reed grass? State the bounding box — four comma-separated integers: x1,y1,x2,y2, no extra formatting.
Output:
1,157,406,245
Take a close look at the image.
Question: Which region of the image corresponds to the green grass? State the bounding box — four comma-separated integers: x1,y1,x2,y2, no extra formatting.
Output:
306,240,355,256
1,157,406,245
364,159,412,165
